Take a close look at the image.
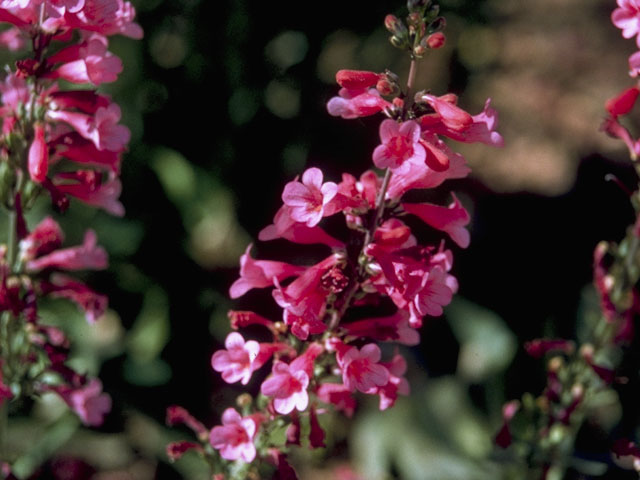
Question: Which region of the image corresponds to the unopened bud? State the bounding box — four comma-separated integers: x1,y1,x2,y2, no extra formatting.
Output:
425,3,440,21
429,16,446,33
427,32,446,49
236,393,252,408
385,14,406,35
407,12,422,29
414,44,428,57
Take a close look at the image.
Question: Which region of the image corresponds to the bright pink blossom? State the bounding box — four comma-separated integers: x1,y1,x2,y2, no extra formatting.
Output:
52,132,121,173
260,343,323,414
316,383,356,417
211,332,261,385
47,103,130,152
282,167,338,227
613,0,640,47
402,193,471,248
338,343,389,393
209,408,257,462
373,119,425,171
229,243,305,298
605,86,640,116
327,87,391,119
343,310,420,345
259,204,344,248
54,172,124,216
26,229,107,272
47,34,123,85
56,378,111,426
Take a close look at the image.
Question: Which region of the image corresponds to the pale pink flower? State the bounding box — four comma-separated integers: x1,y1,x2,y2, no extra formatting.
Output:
211,332,261,385
402,193,471,248
28,123,49,183
47,34,123,85
259,204,344,248
26,229,107,272
260,361,310,414
64,0,143,39
47,103,130,152
54,172,124,216
282,167,338,227
327,87,391,119
209,408,257,462
56,378,111,426
372,119,425,171
260,343,323,414
0,27,25,50
338,343,390,393
229,243,305,299
613,0,640,46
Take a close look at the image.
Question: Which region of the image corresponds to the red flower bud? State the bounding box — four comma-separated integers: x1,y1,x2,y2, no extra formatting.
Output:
335,69,381,89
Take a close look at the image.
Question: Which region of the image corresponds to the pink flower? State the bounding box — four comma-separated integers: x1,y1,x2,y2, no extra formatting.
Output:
56,378,111,426
28,123,49,183
402,193,471,248
209,408,257,462
282,167,338,227
47,103,130,152
316,383,356,417
372,119,425,171
211,332,261,385
338,343,390,393
327,87,391,119
259,204,344,248
47,34,123,85
64,0,143,39
342,310,420,346
605,86,640,117
52,132,122,173
54,172,125,216
613,0,640,46
166,405,208,439
229,243,305,299
260,361,310,414
260,343,323,414
26,229,107,272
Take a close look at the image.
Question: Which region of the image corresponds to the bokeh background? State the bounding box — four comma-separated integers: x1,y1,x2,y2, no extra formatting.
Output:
5,0,640,478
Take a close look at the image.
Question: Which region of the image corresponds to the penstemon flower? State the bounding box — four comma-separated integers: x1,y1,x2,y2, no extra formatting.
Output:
166,1,502,478
0,0,140,473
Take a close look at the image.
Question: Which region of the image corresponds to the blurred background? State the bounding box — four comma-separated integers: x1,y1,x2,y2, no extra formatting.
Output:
6,0,640,478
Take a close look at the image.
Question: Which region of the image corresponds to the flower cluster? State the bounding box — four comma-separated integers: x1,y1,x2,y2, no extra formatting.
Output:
493,3,640,478
0,0,140,459
166,1,502,477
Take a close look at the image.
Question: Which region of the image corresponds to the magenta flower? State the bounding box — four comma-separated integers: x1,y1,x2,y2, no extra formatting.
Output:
316,383,356,418
259,204,344,247
47,34,123,85
376,353,410,411
209,408,257,462
26,229,107,272
342,310,420,346
19,216,63,261
56,378,111,426
402,193,471,248
260,361,310,414
229,243,305,299
326,87,391,119
373,119,425,171
338,343,390,393
54,172,125,216
282,167,338,227
613,0,640,46
211,332,261,385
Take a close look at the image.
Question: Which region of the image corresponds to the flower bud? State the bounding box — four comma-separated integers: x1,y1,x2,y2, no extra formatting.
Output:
384,14,407,36
429,16,446,33
336,69,381,89
390,35,409,49
427,32,446,49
